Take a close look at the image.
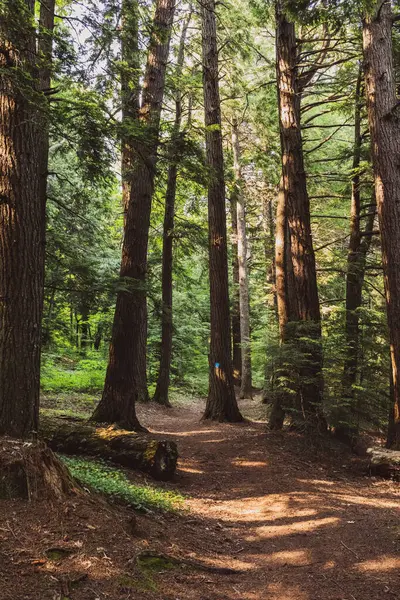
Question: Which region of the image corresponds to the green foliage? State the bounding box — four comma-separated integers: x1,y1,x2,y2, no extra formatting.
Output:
41,353,106,393
29,0,391,438
60,456,185,512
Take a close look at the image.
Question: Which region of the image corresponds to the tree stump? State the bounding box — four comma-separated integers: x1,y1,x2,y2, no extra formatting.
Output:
40,417,178,481
0,438,78,501
367,447,400,480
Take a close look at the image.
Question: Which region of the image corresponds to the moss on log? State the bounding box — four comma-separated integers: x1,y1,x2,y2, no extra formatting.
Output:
0,438,78,501
367,447,400,480
40,417,178,481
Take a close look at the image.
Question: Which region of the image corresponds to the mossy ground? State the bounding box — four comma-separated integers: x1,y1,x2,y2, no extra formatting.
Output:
60,455,185,513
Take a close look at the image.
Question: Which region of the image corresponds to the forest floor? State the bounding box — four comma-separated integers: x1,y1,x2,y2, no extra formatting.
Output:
0,395,399,600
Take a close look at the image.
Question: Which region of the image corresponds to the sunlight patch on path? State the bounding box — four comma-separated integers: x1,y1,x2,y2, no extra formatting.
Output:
245,516,340,541
356,556,400,572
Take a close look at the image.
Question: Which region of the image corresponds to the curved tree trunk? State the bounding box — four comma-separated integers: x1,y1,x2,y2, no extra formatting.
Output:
0,1,47,438
231,120,252,399
153,10,192,407
92,0,176,430
201,0,242,422
363,0,400,449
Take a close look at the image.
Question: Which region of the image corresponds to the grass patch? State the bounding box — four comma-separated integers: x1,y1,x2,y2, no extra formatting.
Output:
137,554,176,572
41,363,105,393
41,393,97,420
118,573,158,593
60,456,185,513
41,354,106,394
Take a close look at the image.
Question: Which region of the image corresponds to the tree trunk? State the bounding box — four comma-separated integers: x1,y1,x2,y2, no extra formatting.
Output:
41,417,178,481
93,324,103,351
269,183,287,428
38,0,56,207
152,160,176,408
263,193,277,312
0,1,46,438
268,180,297,429
38,0,56,349
387,364,396,448
201,0,242,422
92,0,176,430
79,303,91,352
230,193,242,386
153,10,191,407
262,191,278,405
120,0,140,219
340,67,363,439
231,120,252,399
337,67,376,442
269,2,325,432
363,0,400,449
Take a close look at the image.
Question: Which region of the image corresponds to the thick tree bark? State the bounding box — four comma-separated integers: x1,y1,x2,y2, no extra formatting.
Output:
269,2,326,432
337,67,376,442
231,120,252,399
153,10,191,407
0,1,46,437
41,417,178,481
363,1,400,449
230,194,242,385
201,0,242,422
93,0,176,430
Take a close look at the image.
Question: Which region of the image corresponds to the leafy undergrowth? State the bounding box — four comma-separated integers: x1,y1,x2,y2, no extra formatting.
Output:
40,389,202,422
41,392,97,419
41,355,106,394
60,456,185,513
41,351,209,397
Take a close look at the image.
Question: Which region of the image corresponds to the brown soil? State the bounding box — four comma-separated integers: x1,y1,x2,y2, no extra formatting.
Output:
1,396,399,600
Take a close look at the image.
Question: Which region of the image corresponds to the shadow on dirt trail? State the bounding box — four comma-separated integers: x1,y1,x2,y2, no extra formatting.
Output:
137,397,400,600
0,396,398,600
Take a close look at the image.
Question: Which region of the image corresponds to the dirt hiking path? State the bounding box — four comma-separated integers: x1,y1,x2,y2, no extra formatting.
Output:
139,397,400,600
0,396,399,600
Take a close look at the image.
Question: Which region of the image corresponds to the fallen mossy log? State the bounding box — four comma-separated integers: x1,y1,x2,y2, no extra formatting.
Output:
40,417,178,481
367,447,400,481
0,438,78,501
